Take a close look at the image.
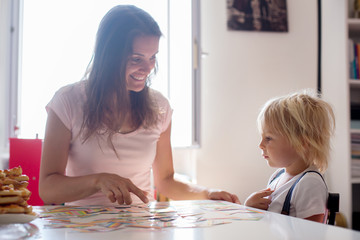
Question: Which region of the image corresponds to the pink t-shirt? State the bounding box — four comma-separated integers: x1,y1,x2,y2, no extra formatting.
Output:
46,81,172,205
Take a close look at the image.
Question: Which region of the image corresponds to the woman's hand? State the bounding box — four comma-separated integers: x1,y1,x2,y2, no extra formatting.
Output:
207,190,241,204
96,173,149,205
244,188,273,210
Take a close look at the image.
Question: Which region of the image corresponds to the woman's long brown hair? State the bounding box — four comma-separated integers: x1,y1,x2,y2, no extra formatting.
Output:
80,5,162,149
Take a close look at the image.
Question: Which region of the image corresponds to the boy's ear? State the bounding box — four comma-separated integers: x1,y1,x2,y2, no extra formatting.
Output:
292,136,307,157
299,137,310,158
301,137,308,147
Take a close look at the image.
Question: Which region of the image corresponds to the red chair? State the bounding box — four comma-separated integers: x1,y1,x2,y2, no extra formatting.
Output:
9,138,44,206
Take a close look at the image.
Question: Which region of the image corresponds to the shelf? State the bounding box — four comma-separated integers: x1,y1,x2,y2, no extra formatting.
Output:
352,178,360,184
350,79,360,88
349,18,360,31
351,128,360,134
349,18,360,38
348,2,359,229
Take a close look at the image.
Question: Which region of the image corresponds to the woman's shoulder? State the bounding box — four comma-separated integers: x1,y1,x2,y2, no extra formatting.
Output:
55,81,85,96
149,88,171,111
149,88,169,103
52,81,86,104
148,88,173,131
48,81,87,112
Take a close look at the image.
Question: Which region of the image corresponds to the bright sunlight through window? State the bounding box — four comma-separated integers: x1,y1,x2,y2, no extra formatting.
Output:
20,0,194,147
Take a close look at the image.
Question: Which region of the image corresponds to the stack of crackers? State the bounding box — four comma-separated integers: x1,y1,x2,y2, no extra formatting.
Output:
0,166,34,215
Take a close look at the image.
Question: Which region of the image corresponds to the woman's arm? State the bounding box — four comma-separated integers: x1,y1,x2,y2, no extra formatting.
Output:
39,109,98,204
152,122,240,203
39,109,148,205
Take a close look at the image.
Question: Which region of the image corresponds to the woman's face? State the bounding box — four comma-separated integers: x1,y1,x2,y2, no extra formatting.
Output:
125,35,159,92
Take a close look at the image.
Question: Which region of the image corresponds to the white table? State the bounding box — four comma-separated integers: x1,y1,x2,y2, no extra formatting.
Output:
2,200,360,240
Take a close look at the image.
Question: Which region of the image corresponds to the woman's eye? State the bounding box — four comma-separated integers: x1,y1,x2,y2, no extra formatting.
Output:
131,58,141,64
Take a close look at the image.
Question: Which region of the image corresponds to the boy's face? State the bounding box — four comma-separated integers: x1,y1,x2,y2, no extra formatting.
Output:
259,124,304,173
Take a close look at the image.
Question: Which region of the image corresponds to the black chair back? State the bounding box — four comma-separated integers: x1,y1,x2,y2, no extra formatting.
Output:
327,193,339,225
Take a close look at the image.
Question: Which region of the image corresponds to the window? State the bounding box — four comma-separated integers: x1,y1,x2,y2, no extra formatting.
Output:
1,0,21,153
16,0,200,147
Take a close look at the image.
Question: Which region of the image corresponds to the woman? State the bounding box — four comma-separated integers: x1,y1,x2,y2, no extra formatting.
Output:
39,5,239,206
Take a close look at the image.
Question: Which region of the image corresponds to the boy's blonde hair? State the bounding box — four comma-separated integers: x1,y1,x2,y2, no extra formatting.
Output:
257,89,335,173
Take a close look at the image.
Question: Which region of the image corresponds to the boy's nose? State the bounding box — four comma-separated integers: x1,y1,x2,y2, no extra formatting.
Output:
258,140,265,149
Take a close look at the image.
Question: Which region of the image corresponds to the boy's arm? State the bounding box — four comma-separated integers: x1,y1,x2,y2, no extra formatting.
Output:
305,214,325,223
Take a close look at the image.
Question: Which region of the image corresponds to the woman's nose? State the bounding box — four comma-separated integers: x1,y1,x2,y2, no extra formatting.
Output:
140,60,154,73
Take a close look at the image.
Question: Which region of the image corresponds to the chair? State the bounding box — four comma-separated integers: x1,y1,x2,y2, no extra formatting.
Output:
9,138,44,206
278,170,343,226
326,193,339,225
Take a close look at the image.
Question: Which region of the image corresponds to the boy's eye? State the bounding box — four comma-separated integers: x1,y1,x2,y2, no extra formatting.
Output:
265,136,272,141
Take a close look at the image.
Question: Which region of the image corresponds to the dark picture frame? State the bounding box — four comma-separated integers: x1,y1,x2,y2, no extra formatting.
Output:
227,0,288,32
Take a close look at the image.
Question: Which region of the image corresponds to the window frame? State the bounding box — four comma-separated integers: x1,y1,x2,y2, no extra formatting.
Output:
192,0,201,146
2,0,22,143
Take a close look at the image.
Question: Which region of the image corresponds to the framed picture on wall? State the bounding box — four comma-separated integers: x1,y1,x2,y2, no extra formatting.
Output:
227,0,288,32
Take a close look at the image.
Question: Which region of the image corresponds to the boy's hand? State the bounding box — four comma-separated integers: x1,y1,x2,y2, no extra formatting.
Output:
244,188,273,210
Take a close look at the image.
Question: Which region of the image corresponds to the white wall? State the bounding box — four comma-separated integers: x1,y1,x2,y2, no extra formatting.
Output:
321,0,351,225
195,0,317,203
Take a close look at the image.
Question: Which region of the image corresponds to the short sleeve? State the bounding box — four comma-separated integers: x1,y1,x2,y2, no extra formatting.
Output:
46,84,80,131
292,173,328,219
151,89,173,133
159,98,172,132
